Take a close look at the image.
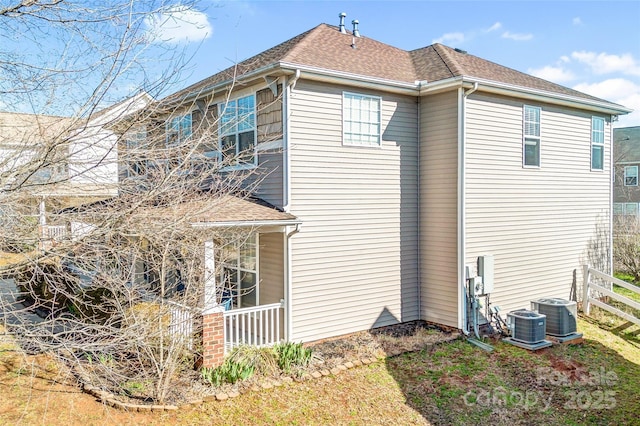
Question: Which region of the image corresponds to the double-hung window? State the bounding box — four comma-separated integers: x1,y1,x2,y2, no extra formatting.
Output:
624,165,638,186
219,234,258,308
591,117,605,170
166,114,192,146
523,105,541,167
219,94,256,166
126,128,147,177
343,92,381,147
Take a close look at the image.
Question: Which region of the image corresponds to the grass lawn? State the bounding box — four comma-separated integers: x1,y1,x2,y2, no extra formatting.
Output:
1,313,638,425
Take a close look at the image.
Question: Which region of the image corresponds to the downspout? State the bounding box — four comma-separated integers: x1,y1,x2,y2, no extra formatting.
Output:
609,116,615,276
284,223,301,341
459,82,478,336
283,69,300,342
283,69,301,213
416,94,422,320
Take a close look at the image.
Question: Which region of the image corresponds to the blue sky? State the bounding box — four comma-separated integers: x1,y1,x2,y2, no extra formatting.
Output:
147,0,640,128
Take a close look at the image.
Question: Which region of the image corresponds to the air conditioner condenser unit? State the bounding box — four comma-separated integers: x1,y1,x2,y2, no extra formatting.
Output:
507,309,547,344
531,298,577,337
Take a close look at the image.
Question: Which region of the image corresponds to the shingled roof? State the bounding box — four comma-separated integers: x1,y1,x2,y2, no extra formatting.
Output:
165,23,621,109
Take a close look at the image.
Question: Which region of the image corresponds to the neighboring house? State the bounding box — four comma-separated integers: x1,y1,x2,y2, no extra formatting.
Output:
80,21,638,366
0,93,153,246
613,126,640,217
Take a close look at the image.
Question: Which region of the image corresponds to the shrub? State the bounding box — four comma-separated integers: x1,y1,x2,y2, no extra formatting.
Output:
274,342,313,374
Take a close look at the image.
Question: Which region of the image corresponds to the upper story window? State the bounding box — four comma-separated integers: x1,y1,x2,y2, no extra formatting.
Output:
591,117,605,170
219,94,256,166
125,128,147,177
624,165,638,186
343,92,381,147
523,105,541,167
166,113,192,146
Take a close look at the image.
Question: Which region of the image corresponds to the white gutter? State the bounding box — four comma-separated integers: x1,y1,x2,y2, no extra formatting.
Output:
462,77,631,116
458,81,478,334
280,62,417,95
283,69,300,212
191,219,302,228
167,62,285,105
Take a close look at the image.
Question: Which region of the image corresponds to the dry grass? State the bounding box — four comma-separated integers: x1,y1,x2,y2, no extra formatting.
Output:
0,316,638,425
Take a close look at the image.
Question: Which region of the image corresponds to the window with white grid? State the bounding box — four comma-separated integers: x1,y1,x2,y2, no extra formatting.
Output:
343,92,381,147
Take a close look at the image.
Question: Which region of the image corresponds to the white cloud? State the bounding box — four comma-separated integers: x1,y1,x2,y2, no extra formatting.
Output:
572,17,582,26
573,78,640,126
486,22,502,32
145,5,212,44
528,65,576,83
571,51,640,76
560,55,571,63
432,32,465,45
501,31,533,41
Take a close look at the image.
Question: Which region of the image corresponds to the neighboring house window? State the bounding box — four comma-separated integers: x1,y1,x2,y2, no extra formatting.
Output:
624,165,638,186
624,203,639,216
613,203,624,215
219,94,256,166
343,92,381,147
591,117,605,170
523,105,541,167
126,128,147,177
220,234,258,308
166,113,192,146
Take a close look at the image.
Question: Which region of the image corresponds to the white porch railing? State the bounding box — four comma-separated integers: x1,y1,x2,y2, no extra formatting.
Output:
223,301,284,354
582,265,640,326
165,299,197,350
41,225,67,240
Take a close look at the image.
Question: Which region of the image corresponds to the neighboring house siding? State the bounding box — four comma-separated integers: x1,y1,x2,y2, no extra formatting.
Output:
258,231,285,305
288,80,420,342
419,90,460,327
614,162,640,204
464,93,611,312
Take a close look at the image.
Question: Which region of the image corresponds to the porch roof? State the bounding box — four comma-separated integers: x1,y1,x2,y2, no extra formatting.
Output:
188,195,300,228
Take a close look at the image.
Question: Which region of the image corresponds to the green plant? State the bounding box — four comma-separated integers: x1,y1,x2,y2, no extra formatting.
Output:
228,345,278,375
274,342,313,374
201,357,256,387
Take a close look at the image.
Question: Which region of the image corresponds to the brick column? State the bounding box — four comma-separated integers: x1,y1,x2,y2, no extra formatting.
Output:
201,308,225,368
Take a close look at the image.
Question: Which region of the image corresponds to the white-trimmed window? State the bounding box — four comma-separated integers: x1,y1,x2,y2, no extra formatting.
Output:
343,92,381,147
219,94,256,166
613,203,624,215
624,165,638,186
591,117,605,170
125,127,147,177
220,234,258,308
614,202,640,216
166,113,192,146
523,105,541,167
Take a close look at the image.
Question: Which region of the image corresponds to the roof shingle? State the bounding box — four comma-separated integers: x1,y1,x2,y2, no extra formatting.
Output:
164,23,621,108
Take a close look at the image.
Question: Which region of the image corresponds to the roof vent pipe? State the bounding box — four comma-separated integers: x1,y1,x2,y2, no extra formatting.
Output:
338,12,347,33
352,19,360,37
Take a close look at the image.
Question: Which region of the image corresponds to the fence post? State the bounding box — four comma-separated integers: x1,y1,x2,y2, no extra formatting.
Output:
582,264,591,315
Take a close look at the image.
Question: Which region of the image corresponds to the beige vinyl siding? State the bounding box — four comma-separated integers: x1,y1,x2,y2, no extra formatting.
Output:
419,90,460,327
247,152,284,208
288,80,419,342
464,93,611,313
258,232,285,305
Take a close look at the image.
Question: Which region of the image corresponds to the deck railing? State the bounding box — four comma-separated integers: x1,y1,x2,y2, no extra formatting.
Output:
41,225,67,240
582,265,640,326
223,301,284,354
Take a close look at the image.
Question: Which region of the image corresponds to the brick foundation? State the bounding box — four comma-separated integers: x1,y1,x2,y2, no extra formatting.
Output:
201,310,225,368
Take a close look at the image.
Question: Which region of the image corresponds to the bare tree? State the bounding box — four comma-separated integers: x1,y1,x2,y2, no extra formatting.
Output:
613,216,640,283
0,1,279,404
